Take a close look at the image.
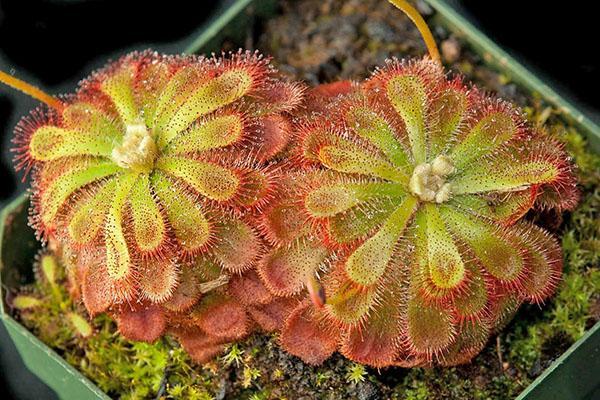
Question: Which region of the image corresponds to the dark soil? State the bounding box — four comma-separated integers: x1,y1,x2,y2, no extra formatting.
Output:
254,0,530,105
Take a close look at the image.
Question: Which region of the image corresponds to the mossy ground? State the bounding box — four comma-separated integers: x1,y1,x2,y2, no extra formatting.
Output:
9,0,600,399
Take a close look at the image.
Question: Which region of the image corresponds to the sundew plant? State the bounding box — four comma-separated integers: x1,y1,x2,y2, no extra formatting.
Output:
1,50,305,357
0,0,579,369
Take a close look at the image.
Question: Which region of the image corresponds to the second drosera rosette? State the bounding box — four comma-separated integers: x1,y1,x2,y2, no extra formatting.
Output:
13,50,304,350
258,58,579,367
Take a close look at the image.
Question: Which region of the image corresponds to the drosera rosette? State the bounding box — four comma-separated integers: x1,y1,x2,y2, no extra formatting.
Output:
257,1,579,367
2,49,305,348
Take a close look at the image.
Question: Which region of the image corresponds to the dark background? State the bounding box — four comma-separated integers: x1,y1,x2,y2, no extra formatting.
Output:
455,0,599,127
0,0,598,398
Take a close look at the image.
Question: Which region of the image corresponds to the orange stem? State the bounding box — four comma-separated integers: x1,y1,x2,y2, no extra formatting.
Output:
388,0,441,64
0,70,63,110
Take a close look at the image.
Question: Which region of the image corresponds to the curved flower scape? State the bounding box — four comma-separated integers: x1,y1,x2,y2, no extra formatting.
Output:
259,58,579,367
13,50,304,350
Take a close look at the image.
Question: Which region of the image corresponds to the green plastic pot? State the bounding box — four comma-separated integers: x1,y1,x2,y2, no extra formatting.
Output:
1,1,599,399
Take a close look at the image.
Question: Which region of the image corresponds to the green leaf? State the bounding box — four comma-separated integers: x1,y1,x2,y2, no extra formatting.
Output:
39,254,59,287
156,68,254,147
165,113,244,154
62,102,123,136
129,174,166,252
29,126,116,161
345,106,411,168
151,172,211,253
40,160,121,225
135,61,170,129
428,86,467,157
317,145,408,183
326,268,378,325
12,295,42,310
104,173,138,281
386,74,428,164
156,156,239,201
450,112,517,170
451,158,560,195
101,64,139,125
153,66,204,143
68,178,117,245
67,312,93,338
450,190,535,224
345,196,417,286
440,205,525,282
305,182,405,218
424,203,466,289
327,198,398,244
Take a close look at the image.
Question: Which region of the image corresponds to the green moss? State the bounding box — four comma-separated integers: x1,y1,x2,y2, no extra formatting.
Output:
345,363,368,384
222,343,245,367
396,376,430,400
14,254,218,400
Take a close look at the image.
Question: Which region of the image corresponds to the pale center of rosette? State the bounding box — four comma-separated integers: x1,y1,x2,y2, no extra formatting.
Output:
409,155,455,203
111,123,158,173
